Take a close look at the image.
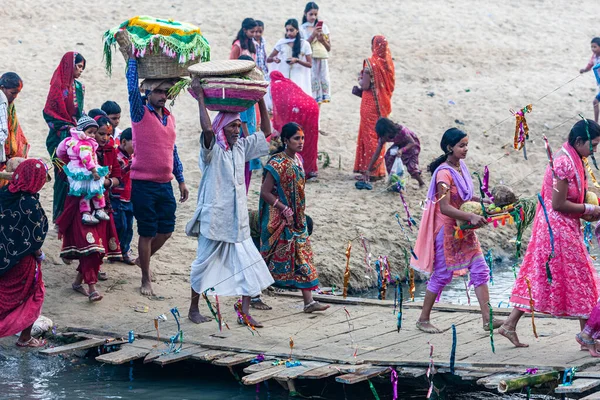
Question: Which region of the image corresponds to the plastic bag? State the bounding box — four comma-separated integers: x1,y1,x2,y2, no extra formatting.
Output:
388,156,406,192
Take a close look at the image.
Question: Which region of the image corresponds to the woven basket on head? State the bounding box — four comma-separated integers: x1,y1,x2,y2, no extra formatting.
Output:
116,32,198,79
188,60,256,77
200,77,268,113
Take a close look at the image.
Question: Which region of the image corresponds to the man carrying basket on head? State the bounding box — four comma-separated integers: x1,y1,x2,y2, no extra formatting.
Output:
122,38,190,296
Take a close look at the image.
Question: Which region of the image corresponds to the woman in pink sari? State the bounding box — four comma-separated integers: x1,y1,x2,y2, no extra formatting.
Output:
270,71,320,180
500,119,600,348
411,128,497,333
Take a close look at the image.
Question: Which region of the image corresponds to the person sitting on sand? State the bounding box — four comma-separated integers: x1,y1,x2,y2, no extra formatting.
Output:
186,78,274,327
365,117,425,187
259,122,330,313
410,128,501,334
122,38,189,296
0,159,49,347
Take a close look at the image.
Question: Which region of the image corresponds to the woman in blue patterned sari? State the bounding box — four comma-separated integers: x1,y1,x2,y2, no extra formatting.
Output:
259,122,329,313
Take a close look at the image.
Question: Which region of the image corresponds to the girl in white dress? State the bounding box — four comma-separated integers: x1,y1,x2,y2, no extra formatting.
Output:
267,19,313,96
300,2,331,104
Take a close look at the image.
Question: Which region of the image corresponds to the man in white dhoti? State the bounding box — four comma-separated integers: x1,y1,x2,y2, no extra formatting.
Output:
186,78,274,327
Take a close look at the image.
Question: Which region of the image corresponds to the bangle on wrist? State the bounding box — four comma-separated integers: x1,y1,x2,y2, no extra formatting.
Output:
273,198,279,208
584,204,594,215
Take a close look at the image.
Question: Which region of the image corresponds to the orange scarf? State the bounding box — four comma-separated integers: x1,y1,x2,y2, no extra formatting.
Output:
368,35,395,117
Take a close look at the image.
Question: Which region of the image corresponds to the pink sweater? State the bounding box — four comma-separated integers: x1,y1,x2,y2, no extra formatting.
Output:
56,128,99,171
131,109,176,183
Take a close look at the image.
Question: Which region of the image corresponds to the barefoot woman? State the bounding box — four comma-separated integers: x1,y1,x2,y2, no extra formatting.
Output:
411,128,499,333
259,123,330,313
186,79,274,326
500,119,600,347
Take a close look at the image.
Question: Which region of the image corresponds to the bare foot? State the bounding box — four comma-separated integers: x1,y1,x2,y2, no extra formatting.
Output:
576,333,600,357
250,298,273,310
498,325,529,347
135,258,156,282
483,319,505,331
188,309,211,324
304,301,330,313
416,320,442,334
141,280,155,296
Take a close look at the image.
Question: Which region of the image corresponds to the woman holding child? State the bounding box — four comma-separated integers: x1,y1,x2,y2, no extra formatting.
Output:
44,51,86,222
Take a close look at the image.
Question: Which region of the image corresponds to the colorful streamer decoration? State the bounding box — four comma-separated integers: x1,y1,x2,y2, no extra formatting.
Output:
289,337,294,360
395,213,418,259
343,307,358,358
390,368,398,400
562,367,576,386
524,278,538,339
368,379,381,400
513,104,532,159
202,289,229,331
397,188,417,228
426,342,435,399
584,221,596,259
234,300,260,336
488,302,495,353
481,166,495,202
343,241,352,299
463,277,471,306
542,135,558,190
580,114,599,170
359,235,375,276
536,193,554,284
450,324,457,375
408,267,415,302
393,276,403,332
167,307,183,354
485,249,494,285
472,172,489,217
376,257,390,300
583,157,600,189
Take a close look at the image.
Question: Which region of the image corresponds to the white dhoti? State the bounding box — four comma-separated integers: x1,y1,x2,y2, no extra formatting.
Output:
190,236,274,297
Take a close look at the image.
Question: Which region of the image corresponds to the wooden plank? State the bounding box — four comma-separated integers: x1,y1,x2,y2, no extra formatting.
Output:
95,346,150,364
396,367,427,378
190,349,236,362
40,338,106,355
576,372,600,379
297,363,366,379
477,372,526,389
153,346,204,366
242,365,287,385
244,361,279,374
335,366,389,384
273,361,328,381
555,379,600,394
582,392,600,399
212,353,258,367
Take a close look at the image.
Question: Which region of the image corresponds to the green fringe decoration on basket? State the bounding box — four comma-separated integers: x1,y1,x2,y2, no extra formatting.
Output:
102,16,211,75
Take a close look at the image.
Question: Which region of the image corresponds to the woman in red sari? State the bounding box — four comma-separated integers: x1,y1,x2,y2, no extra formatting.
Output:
270,70,320,180
353,35,395,181
0,159,49,347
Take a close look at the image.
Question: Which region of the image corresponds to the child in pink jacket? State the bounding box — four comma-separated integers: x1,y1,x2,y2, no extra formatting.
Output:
57,115,110,225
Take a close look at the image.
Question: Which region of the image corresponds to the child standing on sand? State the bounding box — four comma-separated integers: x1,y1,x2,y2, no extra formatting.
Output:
300,2,331,105
230,18,258,60
580,37,600,123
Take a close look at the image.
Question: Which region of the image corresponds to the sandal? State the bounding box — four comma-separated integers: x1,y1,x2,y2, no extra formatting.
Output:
482,319,504,332
122,255,136,266
250,297,272,310
72,283,89,297
416,320,442,334
355,181,373,190
16,337,47,348
95,209,110,221
498,325,529,348
576,333,600,357
98,271,109,281
237,315,264,328
304,301,330,313
88,291,104,302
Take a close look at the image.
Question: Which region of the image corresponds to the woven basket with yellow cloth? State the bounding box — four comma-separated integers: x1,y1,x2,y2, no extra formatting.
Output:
103,16,211,78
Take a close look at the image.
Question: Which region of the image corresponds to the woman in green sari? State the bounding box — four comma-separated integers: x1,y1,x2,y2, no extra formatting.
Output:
43,51,86,222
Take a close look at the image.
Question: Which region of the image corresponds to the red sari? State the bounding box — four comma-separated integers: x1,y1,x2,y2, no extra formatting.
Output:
353,36,395,178
270,71,320,177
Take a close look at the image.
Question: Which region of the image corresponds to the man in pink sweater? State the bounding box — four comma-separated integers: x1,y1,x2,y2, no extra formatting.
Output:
125,49,189,296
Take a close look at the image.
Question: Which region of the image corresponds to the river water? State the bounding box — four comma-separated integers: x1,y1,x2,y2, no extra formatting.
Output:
0,258,575,399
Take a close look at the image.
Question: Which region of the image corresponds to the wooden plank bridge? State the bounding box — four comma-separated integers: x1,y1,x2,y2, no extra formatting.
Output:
36,293,600,398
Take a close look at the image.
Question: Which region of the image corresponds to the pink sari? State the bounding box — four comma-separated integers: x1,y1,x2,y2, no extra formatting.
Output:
509,143,599,317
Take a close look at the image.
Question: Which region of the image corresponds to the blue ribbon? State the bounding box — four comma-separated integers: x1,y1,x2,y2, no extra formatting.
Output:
536,193,554,284
450,325,457,374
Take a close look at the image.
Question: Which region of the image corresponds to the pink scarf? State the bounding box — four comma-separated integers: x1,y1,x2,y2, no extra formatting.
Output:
560,142,587,204
211,112,241,151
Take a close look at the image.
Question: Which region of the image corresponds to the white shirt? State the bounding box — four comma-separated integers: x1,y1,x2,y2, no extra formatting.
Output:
186,131,269,243
0,91,9,163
